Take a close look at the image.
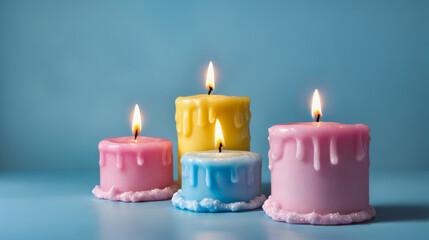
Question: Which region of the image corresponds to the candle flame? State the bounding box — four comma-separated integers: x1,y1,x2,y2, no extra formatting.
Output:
206,61,215,94
132,104,142,139
311,89,322,121
215,119,225,151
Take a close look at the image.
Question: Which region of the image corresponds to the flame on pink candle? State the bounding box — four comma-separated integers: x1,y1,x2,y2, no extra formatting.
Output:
132,104,142,140
311,89,322,122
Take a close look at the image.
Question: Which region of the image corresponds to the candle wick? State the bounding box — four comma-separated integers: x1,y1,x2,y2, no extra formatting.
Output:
218,142,223,153
208,87,213,95
316,114,320,122
134,130,139,140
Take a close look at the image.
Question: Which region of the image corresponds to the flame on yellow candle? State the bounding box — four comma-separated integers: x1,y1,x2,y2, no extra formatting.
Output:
206,61,215,94
215,119,225,152
311,89,322,122
132,104,142,140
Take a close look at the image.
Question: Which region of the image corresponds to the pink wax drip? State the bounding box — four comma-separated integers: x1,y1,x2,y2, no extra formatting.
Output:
268,122,370,171
330,138,338,165
296,139,304,160
98,137,173,169
356,131,369,161
99,153,106,167
116,153,123,169
312,137,321,171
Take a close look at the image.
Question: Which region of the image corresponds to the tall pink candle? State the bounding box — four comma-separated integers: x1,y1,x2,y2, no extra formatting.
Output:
92,105,177,202
263,90,375,225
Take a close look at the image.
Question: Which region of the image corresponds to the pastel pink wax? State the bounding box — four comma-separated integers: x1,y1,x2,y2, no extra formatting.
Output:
263,122,375,225
94,136,175,202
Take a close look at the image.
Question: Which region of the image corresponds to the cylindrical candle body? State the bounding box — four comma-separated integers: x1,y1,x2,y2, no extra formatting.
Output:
175,95,251,184
267,122,371,215
180,150,262,203
98,136,173,192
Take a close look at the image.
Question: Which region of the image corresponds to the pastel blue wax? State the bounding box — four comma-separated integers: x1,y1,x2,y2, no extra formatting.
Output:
180,150,262,203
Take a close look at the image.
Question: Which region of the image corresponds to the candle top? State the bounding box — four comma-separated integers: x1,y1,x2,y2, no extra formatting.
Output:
268,122,370,171
270,122,369,132
107,136,165,144
176,94,250,104
181,150,261,166
99,136,171,151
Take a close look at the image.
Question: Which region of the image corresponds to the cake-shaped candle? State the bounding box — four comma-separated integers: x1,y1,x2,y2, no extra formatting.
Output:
172,119,266,212
175,61,251,185
92,104,177,202
263,90,375,225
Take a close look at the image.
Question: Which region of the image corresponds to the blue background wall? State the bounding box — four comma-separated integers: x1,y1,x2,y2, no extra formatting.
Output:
0,0,428,182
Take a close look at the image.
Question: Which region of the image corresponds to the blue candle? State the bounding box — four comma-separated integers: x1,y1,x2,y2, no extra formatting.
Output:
172,150,266,212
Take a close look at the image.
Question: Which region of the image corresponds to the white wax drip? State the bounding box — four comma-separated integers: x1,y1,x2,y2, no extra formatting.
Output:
205,168,212,187
312,137,321,171
329,138,338,165
116,152,123,169
137,152,144,166
295,138,304,160
356,132,367,161
231,167,239,183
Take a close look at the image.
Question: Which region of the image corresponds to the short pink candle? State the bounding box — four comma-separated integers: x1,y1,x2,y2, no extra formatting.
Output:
263,90,375,225
92,105,177,202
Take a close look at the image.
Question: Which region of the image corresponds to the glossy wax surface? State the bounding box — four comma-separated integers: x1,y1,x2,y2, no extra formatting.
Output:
181,150,262,203
175,94,251,184
98,136,173,192
268,122,371,215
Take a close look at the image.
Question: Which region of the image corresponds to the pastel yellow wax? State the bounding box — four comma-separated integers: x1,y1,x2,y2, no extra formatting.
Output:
175,94,251,185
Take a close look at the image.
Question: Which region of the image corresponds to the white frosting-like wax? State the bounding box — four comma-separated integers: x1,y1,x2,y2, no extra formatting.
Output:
172,190,267,212
262,196,375,225
92,185,178,202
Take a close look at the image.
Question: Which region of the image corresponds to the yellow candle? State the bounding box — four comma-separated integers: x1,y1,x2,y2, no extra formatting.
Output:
175,62,251,185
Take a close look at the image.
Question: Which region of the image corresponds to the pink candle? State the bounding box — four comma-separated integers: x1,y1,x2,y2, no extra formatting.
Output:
263,90,375,225
92,105,177,202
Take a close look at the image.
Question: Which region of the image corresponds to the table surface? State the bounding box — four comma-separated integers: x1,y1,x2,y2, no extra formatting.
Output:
0,171,428,240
